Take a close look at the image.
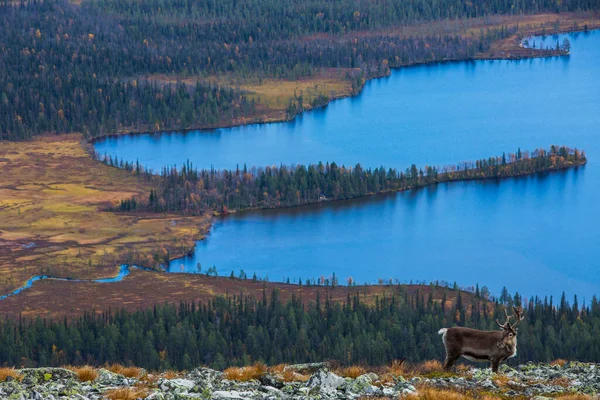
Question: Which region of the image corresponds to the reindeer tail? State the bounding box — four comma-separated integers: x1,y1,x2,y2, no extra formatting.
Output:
438,328,448,335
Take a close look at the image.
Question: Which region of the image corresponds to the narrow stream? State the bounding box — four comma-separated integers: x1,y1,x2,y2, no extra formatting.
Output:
0,265,138,301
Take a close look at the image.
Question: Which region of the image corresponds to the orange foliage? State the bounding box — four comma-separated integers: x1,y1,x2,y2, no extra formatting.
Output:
66,365,98,382
105,387,151,400
335,365,367,379
224,362,267,381
408,388,500,399
0,367,21,382
416,360,444,374
381,359,407,378
280,369,310,382
106,364,144,378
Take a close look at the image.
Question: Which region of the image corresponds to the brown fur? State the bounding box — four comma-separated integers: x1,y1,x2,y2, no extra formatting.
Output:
439,307,523,373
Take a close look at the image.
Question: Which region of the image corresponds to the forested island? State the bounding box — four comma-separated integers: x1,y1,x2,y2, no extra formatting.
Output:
110,146,585,214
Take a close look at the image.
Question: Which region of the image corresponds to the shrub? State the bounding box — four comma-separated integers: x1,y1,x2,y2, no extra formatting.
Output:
384,359,406,377
416,360,444,374
407,388,500,399
106,364,144,379
105,387,151,400
335,365,367,379
281,369,309,382
551,359,568,367
66,366,98,382
224,363,267,381
0,367,21,382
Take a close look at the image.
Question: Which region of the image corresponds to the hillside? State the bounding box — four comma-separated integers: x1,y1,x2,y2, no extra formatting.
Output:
1,361,598,399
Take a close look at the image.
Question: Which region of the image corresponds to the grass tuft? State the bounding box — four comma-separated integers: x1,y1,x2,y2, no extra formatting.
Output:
408,388,500,399
551,359,568,367
412,360,447,377
280,369,310,382
384,359,407,377
335,365,367,379
161,370,180,379
269,364,287,374
550,376,572,387
0,367,21,382
105,387,151,400
224,362,267,381
106,364,144,378
66,365,98,382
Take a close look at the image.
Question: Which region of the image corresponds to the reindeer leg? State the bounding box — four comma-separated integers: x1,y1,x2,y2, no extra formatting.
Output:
443,354,460,371
490,359,500,373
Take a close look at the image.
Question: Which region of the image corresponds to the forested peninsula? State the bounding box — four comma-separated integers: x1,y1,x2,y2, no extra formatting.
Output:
2,0,599,141
110,146,586,215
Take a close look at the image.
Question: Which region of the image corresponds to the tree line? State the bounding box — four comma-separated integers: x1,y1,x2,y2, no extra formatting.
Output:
110,146,585,214
0,284,598,370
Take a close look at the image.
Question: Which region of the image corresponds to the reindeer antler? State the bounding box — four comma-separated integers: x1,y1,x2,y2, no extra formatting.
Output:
495,306,514,329
510,306,525,330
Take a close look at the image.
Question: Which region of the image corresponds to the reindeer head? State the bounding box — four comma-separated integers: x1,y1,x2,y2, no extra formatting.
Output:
496,306,524,348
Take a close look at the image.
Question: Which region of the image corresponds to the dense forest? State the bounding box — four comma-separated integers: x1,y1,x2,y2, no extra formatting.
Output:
111,146,585,214
0,285,598,370
2,0,598,140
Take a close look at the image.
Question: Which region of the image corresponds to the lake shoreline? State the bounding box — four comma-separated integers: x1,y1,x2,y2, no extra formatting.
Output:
89,22,600,145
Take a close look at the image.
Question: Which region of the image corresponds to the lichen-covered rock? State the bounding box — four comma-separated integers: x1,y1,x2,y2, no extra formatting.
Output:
212,390,259,399
185,367,224,390
260,385,285,399
394,380,417,396
259,374,284,389
95,368,128,386
159,378,197,393
3,362,600,399
306,369,345,398
20,368,77,385
282,362,330,375
344,372,379,396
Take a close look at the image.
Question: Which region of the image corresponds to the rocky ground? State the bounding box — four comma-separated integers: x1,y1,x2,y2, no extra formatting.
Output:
1,362,600,399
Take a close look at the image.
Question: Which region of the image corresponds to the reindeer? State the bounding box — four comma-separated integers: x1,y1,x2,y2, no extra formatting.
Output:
438,306,524,373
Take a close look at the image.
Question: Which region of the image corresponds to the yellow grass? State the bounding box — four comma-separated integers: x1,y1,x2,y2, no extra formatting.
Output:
144,72,354,127
334,365,367,379
408,388,500,399
0,367,21,382
550,376,572,387
281,369,310,383
492,374,510,387
269,364,287,374
105,387,151,400
235,76,353,111
555,395,594,400
0,134,209,299
455,364,471,374
106,364,145,379
224,363,267,381
383,359,407,377
416,360,444,374
161,370,180,379
66,365,98,382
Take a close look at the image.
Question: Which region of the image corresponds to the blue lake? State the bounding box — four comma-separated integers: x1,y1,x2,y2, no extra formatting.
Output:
95,31,600,301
